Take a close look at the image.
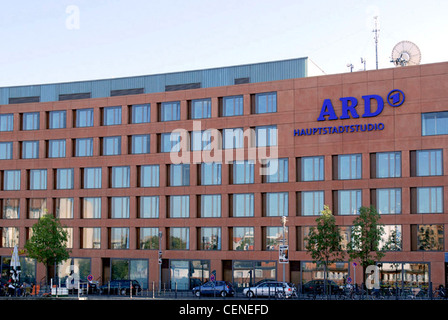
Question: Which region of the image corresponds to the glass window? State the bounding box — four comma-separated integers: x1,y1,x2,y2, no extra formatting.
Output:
223,128,244,149
82,197,101,219
28,198,46,219
169,195,189,218
102,136,121,155
265,226,287,251
110,228,129,249
416,149,443,176
414,224,444,251
160,101,180,121
200,227,221,250
232,193,254,217
49,110,66,129
254,92,277,114
140,196,159,218
256,125,277,147
3,199,19,219
233,160,254,184
4,170,20,190
301,156,324,181
82,228,101,249
161,132,181,152
56,168,74,189
0,114,13,132
2,227,19,247
191,130,212,151
103,106,121,126
22,141,39,159
139,227,159,249
338,190,362,215
417,187,443,214
338,154,362,180
232,227,254,251
222,95,243,117
29,169,47,190
110,197,130,218
200,162,221,185
76,109,94,127
422,111,448,136
111,166,130,188
131,104,151,124
48,139,66,158
22,112,39,130
191,99,211,119
140,165,159,187
0,142,13,160
168,227,189,250
169,164,190,186
75,138,93,157
376,188,401,214
200,195,221,218
302,191,324,216
55,198,74,219
264,158,288,183
265,192,288,217
131,134,150,154
376,151,401,178
83,167,102,189
380,225,402,251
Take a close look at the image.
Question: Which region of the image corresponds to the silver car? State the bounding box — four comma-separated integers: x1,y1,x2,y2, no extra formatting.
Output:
243,281,297,298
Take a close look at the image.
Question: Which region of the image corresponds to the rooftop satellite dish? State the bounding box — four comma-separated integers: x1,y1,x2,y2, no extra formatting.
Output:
391,41,421,67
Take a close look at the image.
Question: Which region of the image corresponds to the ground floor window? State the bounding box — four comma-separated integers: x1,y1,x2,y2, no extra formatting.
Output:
1,256,36,284
57,257,91,289
232,260,276,291
169,260,209,290
110,258,148,289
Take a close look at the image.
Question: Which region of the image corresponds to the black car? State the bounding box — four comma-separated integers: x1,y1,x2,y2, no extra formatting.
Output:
99,280,142,295
302,280,343,295
192,281,235,297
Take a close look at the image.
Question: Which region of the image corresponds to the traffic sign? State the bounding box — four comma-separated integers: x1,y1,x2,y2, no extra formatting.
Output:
347,277,352,284
210,270,216,282
279,245,289,263
87,274,93,281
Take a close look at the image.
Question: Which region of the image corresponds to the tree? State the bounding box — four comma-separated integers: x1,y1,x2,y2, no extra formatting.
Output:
25,213,71,283
305,205,344,294
347,206,385,286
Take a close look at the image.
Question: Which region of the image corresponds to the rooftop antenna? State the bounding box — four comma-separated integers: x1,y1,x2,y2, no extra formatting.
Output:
347,63,354,72
361,58,366,71
390,41,421,66
373,16,379,69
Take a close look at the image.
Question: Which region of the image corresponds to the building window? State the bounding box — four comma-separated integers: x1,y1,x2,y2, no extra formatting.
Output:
337,190,361,215
76,108,94,127
103,106,122,126
254,92,277,114
139,227,159,249
190,99,211,119
200,227,221,250
55,198,74,219
0,114,14,132
422,111,448,136
169,164,190,186
263,158,288,183
200,162,221,185
191,130,212,151
412,224,444,251
168,227,189,250
131,134,150,154
169,195,189,218
338,154,362,180
102,136,121,155
48,139,66,158
83,167,102,189
29,169,47,190
264,192,288,217
110,228,129,249
22,141,39,159
49,110,66,129
232,227,254,251
56,168,74,189
200,195,221,218
380,225,402,251
110,197,130,218
139,196,159,218
2,227,19,247
415,187,443,214
28,198,46,219
139,165,159,187
161,132,181,152
221,95,243,117
232,160,254,184
82,228,101,249
4,170,20,190
131,104,151,124
415,149,443,176
160,101,180,121
255,125,277,147
231,193,254,217
3,199,19,219
376,188,401,214
264,226,287,251
301,191,324,216
0,142,13,160
22,112,39,130
375,151,401,178
223,128,244,149
111,166,130,188
82,197,101,219
299,156,324,181
75,138,93,157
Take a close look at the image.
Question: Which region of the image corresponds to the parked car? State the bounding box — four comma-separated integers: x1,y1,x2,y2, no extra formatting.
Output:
243,281,297,298
99,280,141,295
302,280,343,295
192,281,235,297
